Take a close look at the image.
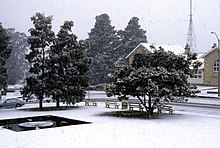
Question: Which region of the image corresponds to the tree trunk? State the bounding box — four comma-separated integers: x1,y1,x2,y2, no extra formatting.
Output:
39,47,45,110
56,97,60,108
0,84,3,100
137,96,148,113
37,93,44,109
144,95,146,106
148,95,153,117
39,98,43,109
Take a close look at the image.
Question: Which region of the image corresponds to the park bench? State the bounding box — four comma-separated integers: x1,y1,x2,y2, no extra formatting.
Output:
128,101,144,112
157,104,173,115
105,100,119,109
84,99,97,106
170,96,188,102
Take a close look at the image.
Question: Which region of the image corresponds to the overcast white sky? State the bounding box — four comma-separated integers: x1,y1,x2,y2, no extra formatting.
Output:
1,0,220,52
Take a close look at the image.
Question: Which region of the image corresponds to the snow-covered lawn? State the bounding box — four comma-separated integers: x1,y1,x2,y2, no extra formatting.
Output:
0,102,220,148
196,86,218,98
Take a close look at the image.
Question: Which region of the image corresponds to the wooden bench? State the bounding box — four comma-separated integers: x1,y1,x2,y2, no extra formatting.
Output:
157,104,173,115
105,100,119,109
128,102,144,112
84,99,97,106
170,96,188,102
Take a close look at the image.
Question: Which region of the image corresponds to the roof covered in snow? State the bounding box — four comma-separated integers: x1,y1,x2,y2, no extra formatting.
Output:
126,43,185,59
125,43,205,69
200,47,218,58
197,53,205,69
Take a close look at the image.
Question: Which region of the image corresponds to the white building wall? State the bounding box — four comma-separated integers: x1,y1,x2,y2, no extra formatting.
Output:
188,77,203,84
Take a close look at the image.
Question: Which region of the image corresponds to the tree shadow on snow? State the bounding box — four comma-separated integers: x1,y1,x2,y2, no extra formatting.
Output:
98,111,180,120
19,105,79,112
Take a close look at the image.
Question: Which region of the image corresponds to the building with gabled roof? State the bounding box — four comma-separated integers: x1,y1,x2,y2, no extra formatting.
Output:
125,43,206,85
125,43,185,64
200,44,219,86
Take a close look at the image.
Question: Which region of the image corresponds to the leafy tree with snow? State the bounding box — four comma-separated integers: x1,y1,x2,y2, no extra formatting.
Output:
23,13,55,109
47,21,91,108
117,17,147,59
86,13,120,85
106,47,200,117
0,23,12,98
6,28,29,85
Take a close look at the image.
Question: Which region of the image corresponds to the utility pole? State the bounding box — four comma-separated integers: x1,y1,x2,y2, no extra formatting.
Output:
211,32,220,97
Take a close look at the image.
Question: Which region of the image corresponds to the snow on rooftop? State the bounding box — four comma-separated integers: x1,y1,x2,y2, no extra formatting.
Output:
140,43,185,55
196,53,205,69
126,43,205,69
126,43,185,59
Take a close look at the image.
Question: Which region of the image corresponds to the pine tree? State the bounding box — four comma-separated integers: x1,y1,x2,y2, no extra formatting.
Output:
0,23,12,98
47,21,91,108
6,28,29,85
86,13,120,85
23,13,55,109
118,17,147,58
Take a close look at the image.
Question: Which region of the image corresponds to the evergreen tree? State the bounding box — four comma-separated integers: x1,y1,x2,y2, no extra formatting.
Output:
47,21,91,108
0,23,12,98
106,48,200,117
6,28,29,85
23,13,55,109
86,13,120,85
118,17,147,59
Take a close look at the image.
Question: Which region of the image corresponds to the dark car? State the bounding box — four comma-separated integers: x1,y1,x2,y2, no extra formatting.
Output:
0,98,25,108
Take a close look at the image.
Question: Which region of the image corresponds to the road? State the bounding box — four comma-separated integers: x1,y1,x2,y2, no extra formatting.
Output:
172,104,220,116
4,90,220,116
171,97,220,116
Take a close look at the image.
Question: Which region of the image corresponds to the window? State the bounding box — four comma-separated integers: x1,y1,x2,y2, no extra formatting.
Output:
214,60,219,72
11,99,17,103
191,70,203,79
5,99,11,103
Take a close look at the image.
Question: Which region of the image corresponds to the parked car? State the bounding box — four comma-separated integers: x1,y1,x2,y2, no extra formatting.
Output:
0,98,25,108
7,85,16,92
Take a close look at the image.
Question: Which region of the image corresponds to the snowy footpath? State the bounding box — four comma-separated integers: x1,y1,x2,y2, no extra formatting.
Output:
0,102,220,148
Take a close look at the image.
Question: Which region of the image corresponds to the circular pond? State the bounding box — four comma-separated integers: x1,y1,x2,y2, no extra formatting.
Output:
19,121,53,128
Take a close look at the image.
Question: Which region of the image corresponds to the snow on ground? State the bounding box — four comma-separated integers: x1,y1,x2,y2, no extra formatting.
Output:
1,86,220,148
196,86,218,98
1,102,220,148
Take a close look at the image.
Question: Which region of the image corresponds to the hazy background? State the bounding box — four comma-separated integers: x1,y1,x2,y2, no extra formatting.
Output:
1,0,220,52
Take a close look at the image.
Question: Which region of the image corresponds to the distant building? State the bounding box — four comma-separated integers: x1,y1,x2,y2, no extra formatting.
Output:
125,43,210,86
201,44,219,86
125,43,185,64
187,54,204,85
